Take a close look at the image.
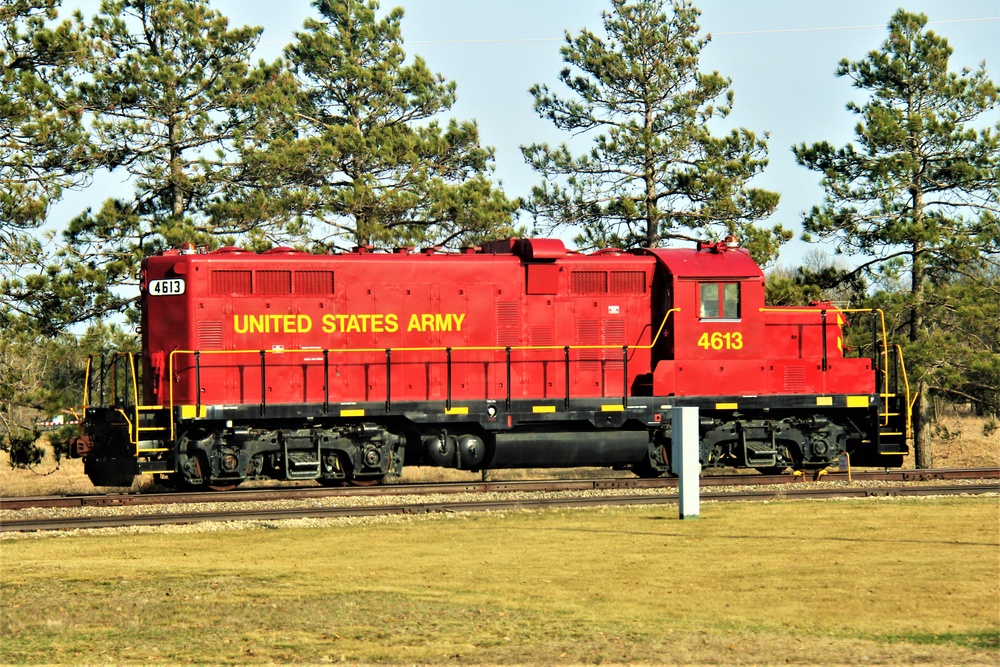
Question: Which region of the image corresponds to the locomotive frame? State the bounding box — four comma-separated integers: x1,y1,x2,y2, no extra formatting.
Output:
71,238,911,489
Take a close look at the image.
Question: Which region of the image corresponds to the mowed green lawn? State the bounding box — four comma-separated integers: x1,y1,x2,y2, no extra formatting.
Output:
1,497,997,665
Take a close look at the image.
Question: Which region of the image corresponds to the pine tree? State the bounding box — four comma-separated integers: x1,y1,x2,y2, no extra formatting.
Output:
1,0,91,317
226,0,518,251
55,0,291,323
522,0,786,262
793,9,1000,467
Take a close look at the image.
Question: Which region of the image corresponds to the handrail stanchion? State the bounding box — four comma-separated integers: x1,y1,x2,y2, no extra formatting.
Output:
821,310,828,372
323,350,330,414
194,351,201,414
622,345,629,407
564,346,571,410
446,347,452,411
505,347,512,410
385,348,391,413
259,350,266,416
99,352,106,407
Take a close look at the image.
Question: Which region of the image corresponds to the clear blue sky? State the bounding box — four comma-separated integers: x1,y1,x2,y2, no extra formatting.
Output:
64,0,1000,266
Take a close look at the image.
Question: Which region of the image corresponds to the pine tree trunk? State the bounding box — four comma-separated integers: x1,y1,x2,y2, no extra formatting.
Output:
913,381,933,469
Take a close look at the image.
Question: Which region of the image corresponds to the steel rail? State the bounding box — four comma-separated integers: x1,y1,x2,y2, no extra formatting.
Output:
2,483,996,533
2,467,997,512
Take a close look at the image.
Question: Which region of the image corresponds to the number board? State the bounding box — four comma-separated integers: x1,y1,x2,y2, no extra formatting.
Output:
148,279,185,296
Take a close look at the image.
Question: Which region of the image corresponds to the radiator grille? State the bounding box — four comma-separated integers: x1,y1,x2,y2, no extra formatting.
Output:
571,271,608,294
210,270,251,295
256,270,291,294
610,271,646,293
295,270,335,295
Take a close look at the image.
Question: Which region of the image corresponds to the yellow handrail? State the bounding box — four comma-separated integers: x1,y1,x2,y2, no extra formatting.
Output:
79,351,147,450
895,344,913,439
166,308,682,440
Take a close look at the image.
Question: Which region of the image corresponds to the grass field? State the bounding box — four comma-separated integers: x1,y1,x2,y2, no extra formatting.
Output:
2,497,998,665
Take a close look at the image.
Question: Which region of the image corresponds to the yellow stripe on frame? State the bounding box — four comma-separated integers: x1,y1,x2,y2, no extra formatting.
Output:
601,404,625,412
715,402,738,410
816,397,834,406
340,409,365,417
445,407,469,415
847,396,870,408
180,405,206,419
532,405,557,413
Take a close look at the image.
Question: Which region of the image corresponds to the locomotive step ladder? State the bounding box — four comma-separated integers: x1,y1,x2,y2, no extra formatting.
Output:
283,437,322,480
742,439,777,467
876,344,911,455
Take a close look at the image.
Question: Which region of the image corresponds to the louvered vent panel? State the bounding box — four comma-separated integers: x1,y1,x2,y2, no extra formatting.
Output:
784,366,806,392
257,270,291,294
496,302,521,346
576,319,601,371
610,271,646,293
295,270,335,295
604,319,627,369
530,327,554,346
571,271,608,294
211,270,251,295
197,321,224,349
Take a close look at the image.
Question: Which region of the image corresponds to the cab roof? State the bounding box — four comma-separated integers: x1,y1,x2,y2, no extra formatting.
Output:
641,242,763,280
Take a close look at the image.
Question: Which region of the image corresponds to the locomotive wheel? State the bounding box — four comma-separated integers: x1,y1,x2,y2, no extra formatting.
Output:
206,481,241,491
347,475,384,487
631,464,666,479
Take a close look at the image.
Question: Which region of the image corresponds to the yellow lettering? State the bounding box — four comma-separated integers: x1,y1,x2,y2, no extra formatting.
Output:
236,311,459,336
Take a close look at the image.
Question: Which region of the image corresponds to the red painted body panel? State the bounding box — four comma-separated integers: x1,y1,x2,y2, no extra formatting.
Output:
141,242,657,407
139,239,874,408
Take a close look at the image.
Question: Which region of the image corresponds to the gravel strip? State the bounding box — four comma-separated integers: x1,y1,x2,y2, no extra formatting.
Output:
2,479,996,541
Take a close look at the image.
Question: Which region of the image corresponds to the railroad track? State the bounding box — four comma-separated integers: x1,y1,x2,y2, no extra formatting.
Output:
2,468,997,533
1,466,996,512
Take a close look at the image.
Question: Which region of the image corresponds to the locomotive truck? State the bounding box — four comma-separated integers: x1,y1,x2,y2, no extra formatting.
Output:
71,237,911,489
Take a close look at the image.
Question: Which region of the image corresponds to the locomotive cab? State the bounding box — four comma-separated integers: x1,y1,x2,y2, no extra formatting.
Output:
645,238,766,396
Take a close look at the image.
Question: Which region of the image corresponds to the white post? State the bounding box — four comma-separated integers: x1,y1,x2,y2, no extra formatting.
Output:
671,406,700,519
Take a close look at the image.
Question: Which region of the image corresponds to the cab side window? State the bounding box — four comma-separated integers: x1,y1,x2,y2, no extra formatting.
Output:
699,282,740,319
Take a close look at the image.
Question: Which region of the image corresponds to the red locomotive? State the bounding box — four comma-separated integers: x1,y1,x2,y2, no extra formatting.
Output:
72,238,910,488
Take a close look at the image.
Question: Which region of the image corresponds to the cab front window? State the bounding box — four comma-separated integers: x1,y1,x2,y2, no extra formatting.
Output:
699,282,740,319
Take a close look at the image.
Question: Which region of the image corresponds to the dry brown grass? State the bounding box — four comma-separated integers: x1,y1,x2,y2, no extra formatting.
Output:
3,413,997,496
924,412,1000,469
